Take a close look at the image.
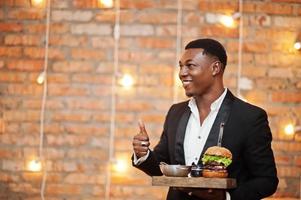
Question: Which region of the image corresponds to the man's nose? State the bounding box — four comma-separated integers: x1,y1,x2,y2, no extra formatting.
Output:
179,66,188,77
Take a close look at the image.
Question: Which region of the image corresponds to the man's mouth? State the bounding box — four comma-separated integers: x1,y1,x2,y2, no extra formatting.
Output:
182,80,193,87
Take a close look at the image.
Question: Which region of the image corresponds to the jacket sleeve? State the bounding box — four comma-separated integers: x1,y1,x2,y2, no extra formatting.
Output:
229,109,278,200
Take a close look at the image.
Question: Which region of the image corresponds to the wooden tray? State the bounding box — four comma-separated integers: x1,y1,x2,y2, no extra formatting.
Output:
152,176,236,189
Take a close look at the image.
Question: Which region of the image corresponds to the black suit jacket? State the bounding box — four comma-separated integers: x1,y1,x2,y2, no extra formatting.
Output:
133,90,278,200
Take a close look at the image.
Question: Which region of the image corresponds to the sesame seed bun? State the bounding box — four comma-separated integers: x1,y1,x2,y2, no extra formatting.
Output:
204,146,232,160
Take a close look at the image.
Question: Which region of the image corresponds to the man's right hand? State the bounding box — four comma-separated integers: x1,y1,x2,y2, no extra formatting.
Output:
132,120,150,158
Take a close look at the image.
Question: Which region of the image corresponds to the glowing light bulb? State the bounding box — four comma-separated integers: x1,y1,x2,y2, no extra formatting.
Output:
28,159,42,172
219,15,235,28
294,41,301,50
284,124,295,136
119,74,134,88
113,159,128,173
37,72,45,84
98,0,114,8
31,0,44,7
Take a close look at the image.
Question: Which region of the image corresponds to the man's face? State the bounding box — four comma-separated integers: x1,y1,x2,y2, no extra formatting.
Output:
179,48,216,97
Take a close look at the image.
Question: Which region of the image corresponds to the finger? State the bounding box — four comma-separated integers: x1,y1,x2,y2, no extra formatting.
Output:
136,151,148,158
134,145,149,151
134,146,149,157
138,119,148,136
133,140,150,147
134,149,149,156
133,147,149,154
133,134,149,141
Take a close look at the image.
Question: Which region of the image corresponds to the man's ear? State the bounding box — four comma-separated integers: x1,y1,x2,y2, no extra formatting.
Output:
212,61,222,76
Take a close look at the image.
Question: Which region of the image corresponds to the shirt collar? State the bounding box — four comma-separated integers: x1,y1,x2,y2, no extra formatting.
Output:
188,88,228,113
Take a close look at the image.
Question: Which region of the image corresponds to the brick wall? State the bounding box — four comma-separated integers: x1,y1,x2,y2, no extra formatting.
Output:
0,0,301,199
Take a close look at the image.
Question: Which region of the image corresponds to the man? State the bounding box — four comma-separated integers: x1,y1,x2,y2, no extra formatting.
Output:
132,38,278,200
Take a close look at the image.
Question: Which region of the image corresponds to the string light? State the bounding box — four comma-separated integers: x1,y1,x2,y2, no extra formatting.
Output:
98,0,114,8
35,0,52,199
220,15,235,28
105,0,120,199
112,158,128,174
173,0,183,103
294,32,301,50
236,0,243,98
283,123,301,137
218,13,240,28
31,0,45,7
37,72,46,84
119,74,134,88
284,123,295,136
28,159,42,172
294,41,301,50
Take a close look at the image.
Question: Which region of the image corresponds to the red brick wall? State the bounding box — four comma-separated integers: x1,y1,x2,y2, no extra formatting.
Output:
0,0,301,199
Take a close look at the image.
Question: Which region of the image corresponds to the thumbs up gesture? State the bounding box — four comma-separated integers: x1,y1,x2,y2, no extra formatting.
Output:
132,120,150,158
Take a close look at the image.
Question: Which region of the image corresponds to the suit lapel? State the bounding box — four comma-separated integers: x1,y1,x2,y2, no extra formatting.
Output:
198,90,235,164
174,107,190,165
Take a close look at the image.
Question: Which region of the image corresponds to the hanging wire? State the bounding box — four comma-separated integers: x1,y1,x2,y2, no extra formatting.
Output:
39,0,51,199
173,0,183,103
236,0,243,98
105,0,120,199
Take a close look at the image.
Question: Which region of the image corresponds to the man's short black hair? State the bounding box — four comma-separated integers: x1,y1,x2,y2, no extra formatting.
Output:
185,38,227,68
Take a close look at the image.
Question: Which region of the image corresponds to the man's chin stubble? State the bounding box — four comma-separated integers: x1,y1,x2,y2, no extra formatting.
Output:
185,92,193,97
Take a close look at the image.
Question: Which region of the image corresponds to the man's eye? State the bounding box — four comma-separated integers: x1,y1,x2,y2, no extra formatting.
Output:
187,63,196,68
179,63,197,69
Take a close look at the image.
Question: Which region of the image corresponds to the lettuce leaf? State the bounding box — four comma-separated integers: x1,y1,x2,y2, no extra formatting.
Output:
201,155,232,167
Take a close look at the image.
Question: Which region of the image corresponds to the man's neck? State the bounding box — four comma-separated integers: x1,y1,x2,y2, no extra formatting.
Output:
195,87,225,109
194,87,225,123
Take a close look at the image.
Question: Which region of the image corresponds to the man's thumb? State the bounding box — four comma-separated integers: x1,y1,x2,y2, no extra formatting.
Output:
138,120,148,136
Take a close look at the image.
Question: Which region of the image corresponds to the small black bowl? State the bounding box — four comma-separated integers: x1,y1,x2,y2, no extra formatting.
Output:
190,165,203,177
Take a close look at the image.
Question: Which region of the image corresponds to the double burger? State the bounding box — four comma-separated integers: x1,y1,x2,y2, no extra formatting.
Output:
201,146,232,178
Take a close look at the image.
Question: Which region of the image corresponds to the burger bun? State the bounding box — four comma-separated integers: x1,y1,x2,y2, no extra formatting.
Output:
204,146,232,159
202,169,228,178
